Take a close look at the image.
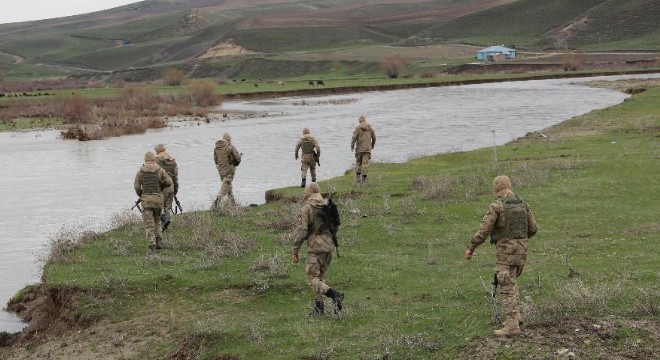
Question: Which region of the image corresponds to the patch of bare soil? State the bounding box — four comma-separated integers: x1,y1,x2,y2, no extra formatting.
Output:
198,41,257,59
465,317,659,359
3,285,86,348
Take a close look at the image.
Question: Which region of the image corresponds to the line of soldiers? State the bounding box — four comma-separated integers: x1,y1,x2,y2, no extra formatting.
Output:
133,115,538,338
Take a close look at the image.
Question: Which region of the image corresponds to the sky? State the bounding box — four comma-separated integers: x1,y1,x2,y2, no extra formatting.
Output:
0,0,138,25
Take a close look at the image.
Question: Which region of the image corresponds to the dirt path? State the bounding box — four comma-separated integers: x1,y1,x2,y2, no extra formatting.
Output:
0,50,24,64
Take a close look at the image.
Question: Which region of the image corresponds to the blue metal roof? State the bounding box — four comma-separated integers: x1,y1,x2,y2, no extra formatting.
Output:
478,46,514,54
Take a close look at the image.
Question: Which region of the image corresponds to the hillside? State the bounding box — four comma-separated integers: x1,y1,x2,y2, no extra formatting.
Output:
0,0,659,81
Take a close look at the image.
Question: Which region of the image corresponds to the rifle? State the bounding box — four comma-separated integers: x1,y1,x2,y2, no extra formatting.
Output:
326,195,340,257
174,196,183,214
312,150,320,166
131,199,142,213
491,273,498,299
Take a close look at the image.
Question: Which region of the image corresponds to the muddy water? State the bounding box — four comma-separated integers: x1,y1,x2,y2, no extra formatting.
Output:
0,74,654,332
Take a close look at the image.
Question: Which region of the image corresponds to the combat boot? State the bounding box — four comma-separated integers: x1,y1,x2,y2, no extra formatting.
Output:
148,244,157,252
494,318,521,337
312,299,324,316
301,178,306,188
155,236,163,250
325,288,344,314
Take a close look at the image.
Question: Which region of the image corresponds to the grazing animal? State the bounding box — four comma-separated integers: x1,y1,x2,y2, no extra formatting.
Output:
278,81,285,86
316,80,325,86
308,81,315,86
241,79,246,82
254,83,259,88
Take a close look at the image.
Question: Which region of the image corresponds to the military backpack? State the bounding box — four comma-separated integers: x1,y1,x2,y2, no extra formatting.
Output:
491,195,528,244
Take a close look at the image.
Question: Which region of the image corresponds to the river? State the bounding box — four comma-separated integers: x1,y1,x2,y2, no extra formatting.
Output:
0,74,656,332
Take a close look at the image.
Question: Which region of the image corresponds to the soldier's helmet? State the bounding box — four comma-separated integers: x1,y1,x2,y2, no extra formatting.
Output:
154,144,166,153
303,127,310,135
493,175,512,193
144,151,156,162
358,115,366,123
223,133,232,141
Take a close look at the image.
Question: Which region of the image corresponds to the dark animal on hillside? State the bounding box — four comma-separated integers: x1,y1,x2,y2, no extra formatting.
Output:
308,81,315,86
241,79,246,83
316,80,325,86
254,83,259,88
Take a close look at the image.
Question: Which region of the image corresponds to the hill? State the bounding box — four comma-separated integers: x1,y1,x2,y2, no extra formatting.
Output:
0,0,659,81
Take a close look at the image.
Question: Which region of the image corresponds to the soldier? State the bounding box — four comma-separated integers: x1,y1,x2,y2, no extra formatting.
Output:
350,115,376,184
465,175,538,337
291,182,344,316
213,132,241,207
154,144,178,230
294,127,321,188
134,151,173,251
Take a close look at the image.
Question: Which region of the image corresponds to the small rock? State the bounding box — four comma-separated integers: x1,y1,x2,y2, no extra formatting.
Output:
593,324,602,329
558,348,569,355
568,352,576,359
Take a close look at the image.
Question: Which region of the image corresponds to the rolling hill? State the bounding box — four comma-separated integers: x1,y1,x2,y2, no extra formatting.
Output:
0,0,659,81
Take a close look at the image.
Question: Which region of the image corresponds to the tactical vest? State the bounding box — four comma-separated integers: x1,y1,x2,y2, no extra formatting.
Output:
215,145,230,166
157,158,176,177
301,139,314,154
491,196,528,243
141,169,161,194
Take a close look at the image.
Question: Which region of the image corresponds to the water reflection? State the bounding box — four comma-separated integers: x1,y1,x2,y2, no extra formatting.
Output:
0,74,656,331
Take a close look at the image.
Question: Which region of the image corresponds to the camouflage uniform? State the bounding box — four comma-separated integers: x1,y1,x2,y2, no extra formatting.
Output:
294,128,321,188
350,116,376,183
134,152,173,250
155,144,179,228
291,182,344,315
213,133,241,205
467,175,538,337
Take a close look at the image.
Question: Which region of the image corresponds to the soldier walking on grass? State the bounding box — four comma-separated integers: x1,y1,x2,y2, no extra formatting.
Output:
291,182,344,316
134,151,172,251
295,127,321,188
155,144,178,230
465,175,538,337
213,132,241,207
351,115,376,184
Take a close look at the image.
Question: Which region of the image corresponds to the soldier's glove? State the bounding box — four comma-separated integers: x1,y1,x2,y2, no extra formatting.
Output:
291,253,299,264
464,248,474,260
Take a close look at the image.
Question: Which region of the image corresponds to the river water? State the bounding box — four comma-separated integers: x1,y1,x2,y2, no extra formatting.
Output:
0,74,656,332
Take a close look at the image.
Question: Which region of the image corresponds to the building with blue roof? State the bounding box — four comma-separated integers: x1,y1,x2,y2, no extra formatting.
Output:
476,45,516,61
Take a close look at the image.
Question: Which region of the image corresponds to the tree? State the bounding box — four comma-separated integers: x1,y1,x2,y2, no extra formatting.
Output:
380,54,407,79
163,68,185,86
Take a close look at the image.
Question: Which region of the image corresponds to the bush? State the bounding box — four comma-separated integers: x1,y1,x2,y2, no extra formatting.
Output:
163,68,185,86
188,80,219,107
61,95,93,124
380,54,408,79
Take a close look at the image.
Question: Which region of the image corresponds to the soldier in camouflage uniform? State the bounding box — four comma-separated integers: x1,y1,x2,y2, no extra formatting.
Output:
294,127,321,188
350,116,376,184
213,132,241,207
465,175,538,337
291,182,344,316
154,144,178,230
134,151,173,251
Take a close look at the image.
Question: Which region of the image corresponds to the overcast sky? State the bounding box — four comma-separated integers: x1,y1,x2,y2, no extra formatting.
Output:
0,0,138,24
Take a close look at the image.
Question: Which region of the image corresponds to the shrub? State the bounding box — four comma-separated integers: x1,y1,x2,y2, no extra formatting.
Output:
188,80,219,107
61,95,93,124
380,54,408,79
163,68,185,86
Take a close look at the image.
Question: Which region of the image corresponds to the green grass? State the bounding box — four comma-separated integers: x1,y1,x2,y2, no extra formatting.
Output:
4,80,658,359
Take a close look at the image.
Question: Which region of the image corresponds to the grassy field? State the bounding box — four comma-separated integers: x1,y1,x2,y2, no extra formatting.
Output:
1,79,658,359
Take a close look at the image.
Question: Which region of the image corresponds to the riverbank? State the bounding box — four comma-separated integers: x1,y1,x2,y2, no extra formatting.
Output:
1,79,659,359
